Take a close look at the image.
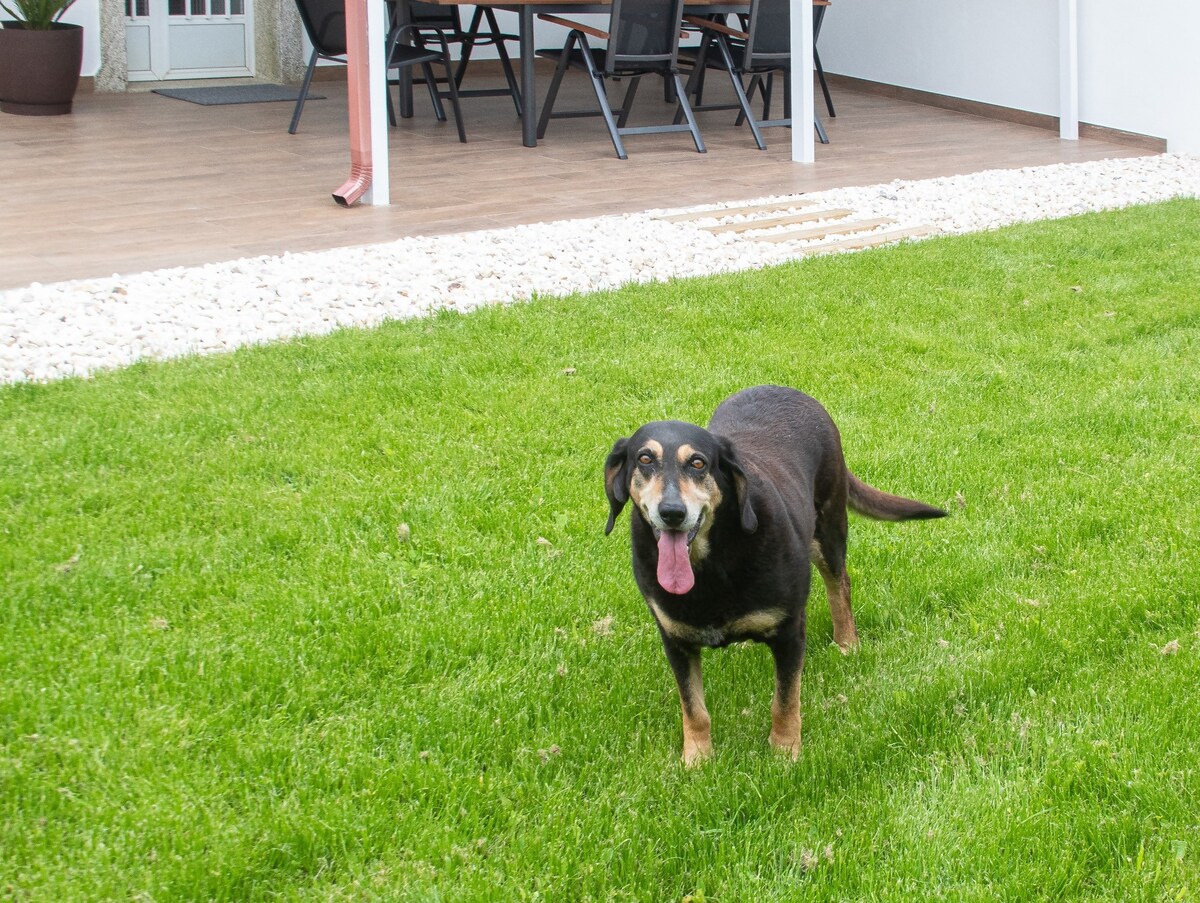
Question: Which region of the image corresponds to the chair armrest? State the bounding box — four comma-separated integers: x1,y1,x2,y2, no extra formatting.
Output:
390,21,453,56
537,14,610,40
682,15,748,40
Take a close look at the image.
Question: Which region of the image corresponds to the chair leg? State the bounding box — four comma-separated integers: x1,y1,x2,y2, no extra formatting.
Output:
815,48,835,117
617,76,640,129
439,54,468,143
589,72,628,160
813,4,835,117
714,36,764,150
421,62,448,121
735,74,761,127
387,26,415,119
671,72,706,154
536,31,577,139
674,32,710,126
288,48,319,134
485,7,524,117
577,41,627,159
681,32,705,100
455,7,483,88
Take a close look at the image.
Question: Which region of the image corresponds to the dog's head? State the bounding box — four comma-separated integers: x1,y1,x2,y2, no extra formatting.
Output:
604,421,757,594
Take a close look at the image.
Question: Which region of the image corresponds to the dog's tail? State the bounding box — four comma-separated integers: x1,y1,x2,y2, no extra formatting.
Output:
847,472,948,521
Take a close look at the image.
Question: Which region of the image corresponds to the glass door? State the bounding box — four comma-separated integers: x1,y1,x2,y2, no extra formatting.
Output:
126,0,255,81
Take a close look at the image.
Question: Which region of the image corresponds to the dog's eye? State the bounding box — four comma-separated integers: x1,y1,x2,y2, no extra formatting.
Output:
637,453,655,465
689,457,707,471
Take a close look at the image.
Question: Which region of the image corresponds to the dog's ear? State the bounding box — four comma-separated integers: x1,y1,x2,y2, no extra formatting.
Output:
717,436,758,533
604,437,631,535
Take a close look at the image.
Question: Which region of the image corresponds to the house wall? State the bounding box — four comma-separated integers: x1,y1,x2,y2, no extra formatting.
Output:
818,0,1200,153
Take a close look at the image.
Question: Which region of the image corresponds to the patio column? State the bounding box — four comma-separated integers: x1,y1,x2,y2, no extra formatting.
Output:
1059,0,1079,140
365,0,390,204
790,0,815,163
336,0,391,206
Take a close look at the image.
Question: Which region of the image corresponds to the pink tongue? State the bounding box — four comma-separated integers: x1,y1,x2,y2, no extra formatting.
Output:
656,532,695,595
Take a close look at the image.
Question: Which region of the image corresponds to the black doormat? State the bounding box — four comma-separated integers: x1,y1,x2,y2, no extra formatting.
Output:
152,84,324,105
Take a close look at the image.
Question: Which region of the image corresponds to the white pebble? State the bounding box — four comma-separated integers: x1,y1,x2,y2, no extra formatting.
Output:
2,155,1198,385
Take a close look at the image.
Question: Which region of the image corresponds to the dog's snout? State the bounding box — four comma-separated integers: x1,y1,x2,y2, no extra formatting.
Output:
658,499,688,528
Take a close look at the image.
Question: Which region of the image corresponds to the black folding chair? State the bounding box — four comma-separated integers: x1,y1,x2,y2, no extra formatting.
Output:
535,0,705,160
289,0,346,134
406,1,522,116
290,0,466,141
681,0,830,149
384,5,468,142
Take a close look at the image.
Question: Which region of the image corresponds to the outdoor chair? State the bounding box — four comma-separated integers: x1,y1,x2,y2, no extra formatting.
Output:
404,1,523,117
384,6,469,142
289,0,347,134
289,0,466,141
682,1,834,117
535,0,705,160
680,0,830,149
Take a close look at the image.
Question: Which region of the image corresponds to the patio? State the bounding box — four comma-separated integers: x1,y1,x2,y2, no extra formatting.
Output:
1,69,1153,291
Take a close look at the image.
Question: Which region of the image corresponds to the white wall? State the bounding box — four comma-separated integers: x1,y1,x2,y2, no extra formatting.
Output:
1077,0,1200,152
61,0,101,77
819,0,1200,153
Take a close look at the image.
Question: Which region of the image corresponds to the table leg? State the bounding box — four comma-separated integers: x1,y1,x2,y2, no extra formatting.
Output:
520,4,538,147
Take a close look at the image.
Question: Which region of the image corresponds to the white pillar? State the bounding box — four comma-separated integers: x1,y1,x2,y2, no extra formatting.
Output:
1059,0,1079,140
790,0,815,163
365,0,391,205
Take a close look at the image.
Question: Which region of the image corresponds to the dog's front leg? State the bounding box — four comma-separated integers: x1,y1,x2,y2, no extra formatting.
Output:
768,630,806,760
660,636,712,766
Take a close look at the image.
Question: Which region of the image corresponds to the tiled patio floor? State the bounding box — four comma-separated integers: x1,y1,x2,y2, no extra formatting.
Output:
0,71,1152,290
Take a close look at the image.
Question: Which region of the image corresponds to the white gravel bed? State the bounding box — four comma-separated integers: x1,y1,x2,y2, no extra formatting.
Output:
3,153,1199,385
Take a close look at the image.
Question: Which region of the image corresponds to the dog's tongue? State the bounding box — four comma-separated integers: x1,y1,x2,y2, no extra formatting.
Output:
657,531,695,595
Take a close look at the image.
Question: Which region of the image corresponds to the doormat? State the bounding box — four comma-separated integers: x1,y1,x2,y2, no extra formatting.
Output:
152,84,324,105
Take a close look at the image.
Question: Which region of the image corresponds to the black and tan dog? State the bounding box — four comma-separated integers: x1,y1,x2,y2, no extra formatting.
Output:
604,385,946,765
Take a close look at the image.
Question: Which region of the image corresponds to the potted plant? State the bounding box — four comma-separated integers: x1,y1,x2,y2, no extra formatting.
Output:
0,0,82,115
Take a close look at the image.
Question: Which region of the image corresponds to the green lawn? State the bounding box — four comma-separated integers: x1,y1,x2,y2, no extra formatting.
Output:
2,200,1198,902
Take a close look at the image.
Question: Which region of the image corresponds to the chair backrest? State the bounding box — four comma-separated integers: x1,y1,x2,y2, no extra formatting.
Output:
606,0,688,76
743,0,790,68
293,0,346,56
407,0,462,33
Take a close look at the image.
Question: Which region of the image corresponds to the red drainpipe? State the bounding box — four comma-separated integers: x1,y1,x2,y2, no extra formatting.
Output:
333,0,372,207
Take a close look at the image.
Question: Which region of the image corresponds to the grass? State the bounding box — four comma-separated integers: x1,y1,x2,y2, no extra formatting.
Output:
2,199,1199,901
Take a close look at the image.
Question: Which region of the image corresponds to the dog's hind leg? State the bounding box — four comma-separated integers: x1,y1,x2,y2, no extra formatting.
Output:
660,637,712,766
810,538,859,651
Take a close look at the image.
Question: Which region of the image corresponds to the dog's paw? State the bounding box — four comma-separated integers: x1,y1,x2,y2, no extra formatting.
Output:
769,732,802,762
833,628,860,653
682,738,713,768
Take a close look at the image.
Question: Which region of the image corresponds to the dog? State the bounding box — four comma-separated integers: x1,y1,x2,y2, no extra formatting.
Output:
604,385,946,765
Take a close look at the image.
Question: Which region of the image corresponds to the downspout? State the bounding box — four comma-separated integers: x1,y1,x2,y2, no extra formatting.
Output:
333,0,373,206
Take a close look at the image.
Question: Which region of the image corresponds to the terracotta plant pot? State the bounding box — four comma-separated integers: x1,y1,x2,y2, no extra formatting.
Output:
0,21,84,115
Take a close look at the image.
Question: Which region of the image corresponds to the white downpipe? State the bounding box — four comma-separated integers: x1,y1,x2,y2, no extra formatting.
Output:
1059,0,1079,140
790,0,815,163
